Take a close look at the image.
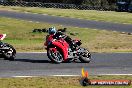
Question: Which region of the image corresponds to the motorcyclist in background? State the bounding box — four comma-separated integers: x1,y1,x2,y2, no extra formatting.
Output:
46,27,77,50
0,34,6,45
0,34,6,41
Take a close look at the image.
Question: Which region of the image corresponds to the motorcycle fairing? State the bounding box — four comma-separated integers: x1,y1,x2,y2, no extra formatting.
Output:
44,35,54,46
52,40,69,60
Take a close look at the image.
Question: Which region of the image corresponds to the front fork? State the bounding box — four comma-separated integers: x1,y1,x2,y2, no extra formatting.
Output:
0,41,3,45
0,43,2,54
0,41,4,52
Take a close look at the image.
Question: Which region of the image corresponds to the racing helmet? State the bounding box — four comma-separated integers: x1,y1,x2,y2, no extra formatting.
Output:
48,27,57,35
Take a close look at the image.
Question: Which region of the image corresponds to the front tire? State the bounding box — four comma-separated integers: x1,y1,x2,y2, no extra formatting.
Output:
78,48,91,63
47,47,63,63
3,43,16,61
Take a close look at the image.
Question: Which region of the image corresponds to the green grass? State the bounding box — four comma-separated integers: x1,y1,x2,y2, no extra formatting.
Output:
0,76,132,88
0,6,132,24
0,17,132,52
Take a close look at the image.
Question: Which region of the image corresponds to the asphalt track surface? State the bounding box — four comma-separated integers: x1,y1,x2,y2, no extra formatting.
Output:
0,10,132,77
0,10,132,32
0,53,132,77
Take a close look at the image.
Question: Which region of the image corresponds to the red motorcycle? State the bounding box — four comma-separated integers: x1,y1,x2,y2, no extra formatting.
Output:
44,34,91,63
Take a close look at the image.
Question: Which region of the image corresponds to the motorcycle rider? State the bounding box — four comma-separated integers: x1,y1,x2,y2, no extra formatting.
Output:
0,34,6,45
47,27,77,50
0,34,6,40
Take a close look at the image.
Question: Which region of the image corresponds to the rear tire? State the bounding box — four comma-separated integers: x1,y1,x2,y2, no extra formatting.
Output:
47,47,63,63
78,48,91,63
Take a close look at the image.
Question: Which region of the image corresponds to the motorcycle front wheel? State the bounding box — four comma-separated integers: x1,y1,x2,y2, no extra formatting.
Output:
2,43,16,61
47,47,63,63
78,47,91,63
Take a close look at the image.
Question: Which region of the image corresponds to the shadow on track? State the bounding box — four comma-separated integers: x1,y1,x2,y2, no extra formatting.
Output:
14,59,84,64
15,59,51,63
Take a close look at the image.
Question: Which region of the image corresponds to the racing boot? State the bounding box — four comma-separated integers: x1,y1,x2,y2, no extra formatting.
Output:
70,42,77,51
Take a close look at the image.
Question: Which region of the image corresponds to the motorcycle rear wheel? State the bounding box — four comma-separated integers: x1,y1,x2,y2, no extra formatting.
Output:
3,43,16,61
79,47,91,63
47,47,63,63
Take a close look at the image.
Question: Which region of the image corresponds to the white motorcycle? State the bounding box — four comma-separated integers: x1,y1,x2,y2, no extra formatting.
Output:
0,34,16,60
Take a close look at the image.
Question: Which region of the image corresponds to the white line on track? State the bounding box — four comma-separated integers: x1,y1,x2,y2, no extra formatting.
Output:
29,21,33,22
11,74,132,78
113,31,117,32
42,14,48,15
52,74,132,76
24,12,29,13
52,75,80,77
18,52,47,53
99,74,132,76
33,13,38,14
12,76,38,78
36,21,40,23
11,75,80,78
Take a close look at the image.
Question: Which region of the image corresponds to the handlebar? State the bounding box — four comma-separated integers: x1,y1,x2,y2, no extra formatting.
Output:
58,34,67,39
